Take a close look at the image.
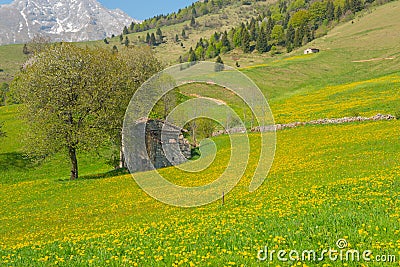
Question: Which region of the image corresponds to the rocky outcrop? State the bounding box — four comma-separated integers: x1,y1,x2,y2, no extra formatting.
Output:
0,0,136,45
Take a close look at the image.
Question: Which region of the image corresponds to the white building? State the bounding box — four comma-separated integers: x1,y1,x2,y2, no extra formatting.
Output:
304,48,320,54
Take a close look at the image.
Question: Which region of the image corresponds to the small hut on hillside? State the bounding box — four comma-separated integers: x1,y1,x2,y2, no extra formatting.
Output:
304,48,320,54
124,119,191,172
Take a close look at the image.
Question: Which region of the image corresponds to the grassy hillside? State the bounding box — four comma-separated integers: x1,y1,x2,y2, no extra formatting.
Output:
0,44,26,83
179,1,400,123
0,109,399,265
0,0,275,83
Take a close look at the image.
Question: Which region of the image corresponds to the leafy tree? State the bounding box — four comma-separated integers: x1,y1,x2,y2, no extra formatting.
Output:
271,25,284,45
205,44,217,58
24,34,51,56
289,10,311,28
11,44,125,179
309,1,327,24
233,28,243,47
151,75,178,119
293,28,301,47
12,44,160,176
104,46,161,168
196,118,217,138
195,46,205,60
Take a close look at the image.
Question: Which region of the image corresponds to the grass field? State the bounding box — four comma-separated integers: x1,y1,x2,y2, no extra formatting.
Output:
0,1,400,266
0,111,399,265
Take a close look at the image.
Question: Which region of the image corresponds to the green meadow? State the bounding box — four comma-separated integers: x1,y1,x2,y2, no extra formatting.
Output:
0,1,400,266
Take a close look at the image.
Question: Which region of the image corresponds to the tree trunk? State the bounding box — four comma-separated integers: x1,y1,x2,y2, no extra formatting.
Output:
68,146,78,180
118,132,126,169
119,146,126,169
192,121,197,147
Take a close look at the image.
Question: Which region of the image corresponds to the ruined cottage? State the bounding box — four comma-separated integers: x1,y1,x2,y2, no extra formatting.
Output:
124,119,191,172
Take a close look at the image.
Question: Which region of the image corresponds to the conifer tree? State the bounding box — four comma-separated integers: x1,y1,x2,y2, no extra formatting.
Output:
241,29,251,53
123,26,129,35
190,16,196,27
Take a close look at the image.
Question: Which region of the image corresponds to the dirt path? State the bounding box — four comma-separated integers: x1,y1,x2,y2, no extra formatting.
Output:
352,57,395,63
187,93,227,106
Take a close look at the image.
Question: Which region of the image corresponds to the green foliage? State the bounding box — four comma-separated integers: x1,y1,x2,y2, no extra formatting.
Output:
150,33,157,46
215,56,224,72
156,28,163,43
11,44,122,178
11,44,161,178
0,121,5,138
0,82,9,106
188,47,197,62
179,0,375,60
271,25,284,45
23,35,51,56
289,9,311,28
150,75,179,120
256,27,269,53
395,110,400,120
196,118,218,138
241,29,251,53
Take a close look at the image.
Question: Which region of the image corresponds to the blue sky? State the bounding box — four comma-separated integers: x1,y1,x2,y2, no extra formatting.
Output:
0,0,197,20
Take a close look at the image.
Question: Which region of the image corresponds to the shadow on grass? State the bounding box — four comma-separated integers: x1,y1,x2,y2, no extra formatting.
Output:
0,152,38,172
57,168,130,182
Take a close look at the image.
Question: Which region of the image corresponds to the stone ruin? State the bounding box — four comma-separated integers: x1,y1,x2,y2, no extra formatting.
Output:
125,119,191,172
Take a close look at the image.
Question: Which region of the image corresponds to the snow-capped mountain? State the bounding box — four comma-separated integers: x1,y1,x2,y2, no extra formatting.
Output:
0,0,137,45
